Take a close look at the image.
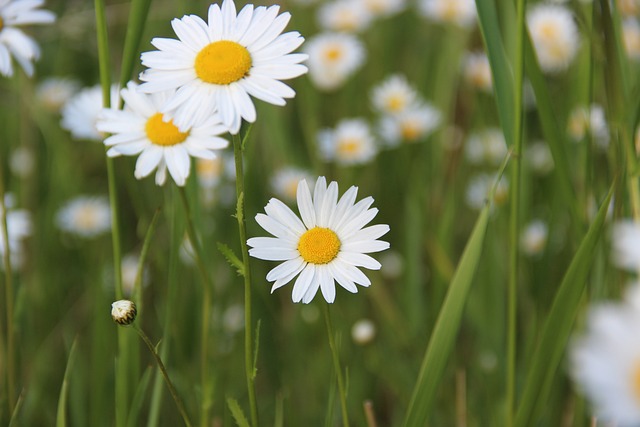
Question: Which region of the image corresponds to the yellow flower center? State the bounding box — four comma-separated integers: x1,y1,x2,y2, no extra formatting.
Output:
386,95,405,112
539,22,559,40
145,113,189,146
633,362,640,402
298,227,341,264
75,207,99,230
401,122,421,141
337,139,362,157
324,46,343,62
194,40,252,85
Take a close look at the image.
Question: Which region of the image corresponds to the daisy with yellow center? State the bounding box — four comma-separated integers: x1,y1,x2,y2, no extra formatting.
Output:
370,74,419,115
527,4,580,73
97,82,229,186
139,0,308,134
318,118,378,165
379,103,442,146
419,0,477,28
317,0,373,33
55,196,111,238
248,177,390,304
304,32,366,91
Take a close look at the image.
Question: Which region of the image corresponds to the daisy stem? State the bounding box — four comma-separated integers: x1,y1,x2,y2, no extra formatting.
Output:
323,303,350,427
176,187,213,427
0,160,16,412
506,0,526,425
232,129,259,427
134,324,193,427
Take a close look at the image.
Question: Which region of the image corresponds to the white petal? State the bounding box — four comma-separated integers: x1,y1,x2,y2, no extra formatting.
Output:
297,179,316,229
338,252,382,270
319,181,338,228
264,198,306,235
271,259,306,293
342,240,390,254
328,185,358,228
317,265,336,303
134,146,163,179
247,236,296,250
248,247,298,261
255,213,299,241
292,264,315,303
328,262,358,293
266,257,305,282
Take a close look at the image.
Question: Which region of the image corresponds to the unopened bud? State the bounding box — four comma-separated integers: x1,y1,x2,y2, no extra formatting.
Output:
111,300,137,326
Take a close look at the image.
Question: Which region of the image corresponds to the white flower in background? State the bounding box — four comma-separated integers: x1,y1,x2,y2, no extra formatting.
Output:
318,118,378,165
379,250,403,280
379,103,441,146
463,52,492,92
465,173,509,210
526,141,554,175
139,0,308,135
465,128,507,166
317,0,373,33
351,319,376,344
419,0,477,28
56,196,111,238
570,284,640,426
36,77,80,112
248,177,390,303
196,156,224,189
121,254,149,297
271,167,314,202
304,32,366,91
619,0,640,17
520,220,548,256
290,0,318,5
0,203,31,270
623,18,640,61
0,0,55,77
527,4,580,73
97,82,229,187
567,104,609,149
223,304,245,334
9,146,35,178
612,221,640,272
360,0,406,18
370,74,419,115
61,85,119,141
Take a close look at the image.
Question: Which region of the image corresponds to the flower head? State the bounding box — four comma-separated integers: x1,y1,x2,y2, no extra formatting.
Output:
318,118,378,165
304,32,366,91
463,52,493,92
97,82,229,187
419,0,477,28
139,0,308,134
61,85,120,141
465,128,508,166
360,0,406,18
520,220,548,256
317,0,373,33
111,300,137,326
56,196,111,238
527,4,580,73
379,103,441,146
0,0,55,77
0,202,31,270
370,74,419,116
567,104,609,148
248,177,390,303
36,77,80,112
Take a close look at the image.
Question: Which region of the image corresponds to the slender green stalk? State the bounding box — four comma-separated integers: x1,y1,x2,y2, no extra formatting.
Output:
134,325,193,427
323,304,349,427
0,160,16,412
177,187,213,427
232,130,259,427
506,0,526,425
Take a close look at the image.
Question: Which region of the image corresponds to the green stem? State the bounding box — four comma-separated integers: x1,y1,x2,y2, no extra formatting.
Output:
134,325,193,427
507,0,526,425
232,130,259,427
323,304,349,427
0,160,16,412
177,187,213,427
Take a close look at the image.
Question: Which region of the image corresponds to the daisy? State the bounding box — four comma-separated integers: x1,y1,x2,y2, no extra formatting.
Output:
139,0,308,135
465,173,509,210
318,118,378,165
370,74,419,115
271,167,314,202
351,318,376,345
0,204,31,270
248,176,390,303
379,103,441,146
9,146,34,178
36,77,80,112
520,220,548,256
567,104,609,148
570,284,640,426
360,0,406,18
304,32,366,91
97,82,229,187
623,18,640,61
465,128,508,166
463,52,493,93
0,0,55,77
612,220,640,272
56,196,111,238
526,141,554,175
527,4,580,73
419,0,477,28
317,0,373,33
61,84,120,141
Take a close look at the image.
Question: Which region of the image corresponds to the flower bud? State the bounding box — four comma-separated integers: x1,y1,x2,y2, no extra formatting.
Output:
111,300,137,326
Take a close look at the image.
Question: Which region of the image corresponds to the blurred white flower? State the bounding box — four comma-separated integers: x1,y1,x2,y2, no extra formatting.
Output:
360,0,406,18
304,32,366,90
520,220,548,256
56,196,111,238
121,254,149,297
351,319,376,345
61,85,119,141
419,0,477,28
567,104,609,149
318,118,378,165
370,74,419,115
463,52,492,93
526,141,554,175
465,173,509,210
379,250,403,280
317,0,373,33
196,157,224,189
527,4,580,73
0,204,31,270
379,103,441,146
9,146,35,178
271,167,314,202
223,304,245,334
623,18,640,61
612,221,640,272
465,128,507,166
36,77,80,112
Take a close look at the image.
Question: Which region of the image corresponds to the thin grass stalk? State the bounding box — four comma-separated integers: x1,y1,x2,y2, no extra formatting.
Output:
323,304,349,427
506,0,526,424
176,187,213,427
0,159,16,412
134,325,193,427
232,129,259,427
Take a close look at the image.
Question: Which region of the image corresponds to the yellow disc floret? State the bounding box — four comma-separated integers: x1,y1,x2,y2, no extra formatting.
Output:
298,227,341,264
195,40,252,85
145,113,189,146
337,138,361,157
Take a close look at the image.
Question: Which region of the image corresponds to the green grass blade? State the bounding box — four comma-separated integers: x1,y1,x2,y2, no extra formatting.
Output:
118,0,153,94
403,205,490,427
227,398,251,427
514,183,615,427
126,367,153,427
56,338,79,427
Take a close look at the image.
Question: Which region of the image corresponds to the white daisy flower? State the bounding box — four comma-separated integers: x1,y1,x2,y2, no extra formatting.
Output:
351,318,376,345
304,32,366,91
623,18,640,61
9,146,34,178
527,4,580,73
318,118,378,166
36,77,80,112
121,253,149,297
612,220,640,272
248,176,390,304
520,220,548,256
0,204,31,270
56,196,111,238
317,0,373,33
0,0,55,77
359,0,406,18
419,0,477,28
97,82,229,187
463,52,492,93
465,173,509,210
464,128,508,166
567,104,609,149
526,141,554,175
139,0,308,135
61,84,120,141
379,103,441,146
196,156,224,189
271,167,314,202
370,74,419,115
570,284,640,426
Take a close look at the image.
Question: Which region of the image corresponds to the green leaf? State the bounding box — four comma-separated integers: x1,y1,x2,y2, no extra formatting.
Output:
118,0,153,96
56,338,79,427
227,397,251,427
403,204,491,427
514,183,616,427
126,367,153,427
217,242,245,276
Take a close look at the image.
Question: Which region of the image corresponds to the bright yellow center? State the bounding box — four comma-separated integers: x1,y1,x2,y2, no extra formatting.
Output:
145,113,189,146
386,96,405,112
195,40,252,85
539,22,558,40
337,139,361,157
324,46,343,62
401,122,421,141
298,227,341,264
442,3,461,20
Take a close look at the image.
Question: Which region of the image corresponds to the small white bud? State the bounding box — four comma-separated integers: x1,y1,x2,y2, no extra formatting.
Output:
111,300,137,326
